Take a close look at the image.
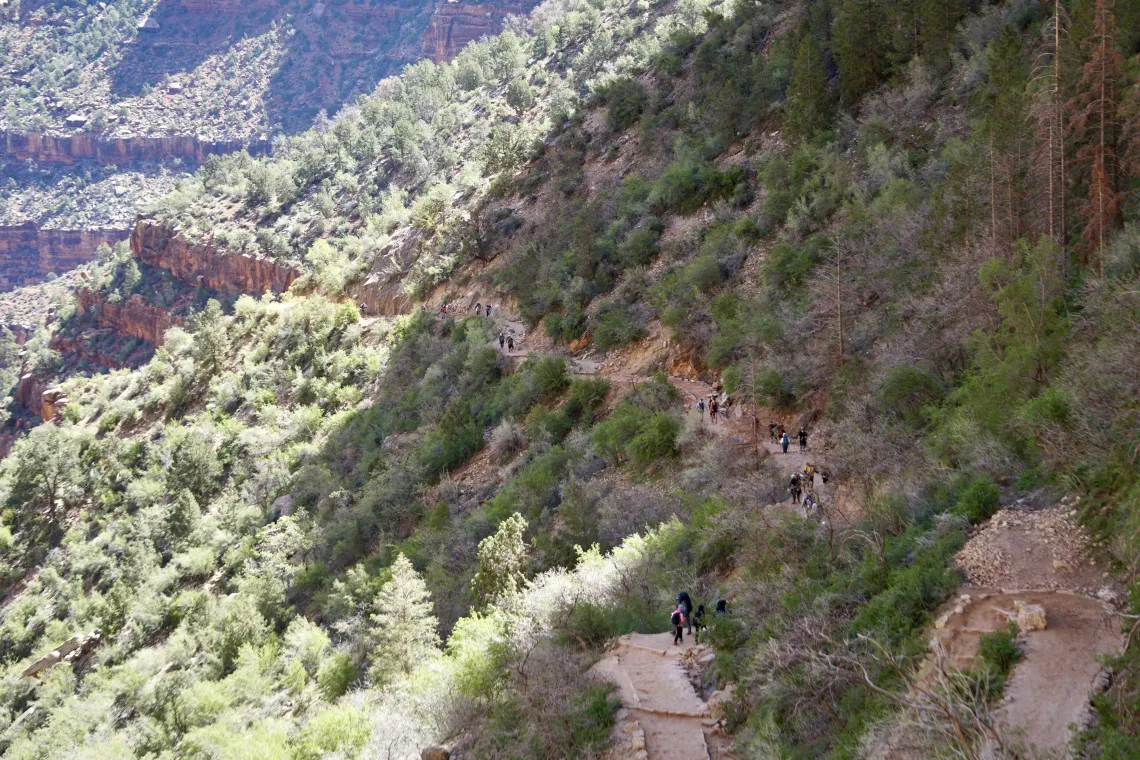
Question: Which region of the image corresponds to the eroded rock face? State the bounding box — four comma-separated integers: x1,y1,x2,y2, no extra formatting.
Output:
0,131,267,167
131,221,299,296
75,289,183,347
420,2,530,62
0,223,129,291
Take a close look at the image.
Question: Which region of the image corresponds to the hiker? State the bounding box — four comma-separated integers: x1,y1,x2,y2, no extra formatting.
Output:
710,399,719,423
498,331,506,350
820,469,831,485
798,428,808,452
789,473,802,504
485,304,493,318
507,335,515,352
803,463,815,490
440,301,448,314
803,492,819,519
769,423,778,443
714,599,727,616
672,606,686,644
781,431,790,454
697,399,706,419
677,592,694,633
722,396,732,420
475,302,482,316
693,604,707,643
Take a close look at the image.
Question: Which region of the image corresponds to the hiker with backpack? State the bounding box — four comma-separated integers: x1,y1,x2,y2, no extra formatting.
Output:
781,431,791,454
507,335,515,352
671,605,686,644
693,604,707,643
709,399,719,424
697,399,706,420
769,423,778,442
798,428,808,452
498,331,506,350
676,592,694,633
789,473,802,504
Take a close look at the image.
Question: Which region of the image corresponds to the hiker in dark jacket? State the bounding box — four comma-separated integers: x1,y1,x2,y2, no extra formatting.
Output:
693,604,707,643
671,606,685,644
677,592,694,633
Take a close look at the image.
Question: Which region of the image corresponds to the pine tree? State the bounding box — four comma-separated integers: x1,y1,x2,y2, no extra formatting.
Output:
1067,0,1125,272
192,298,230,379
783,32,831,144
1029,0,1069,260
981,27,1031,254
368,553,440,684
918,0,966,71
471,512,529,608
833,0,886,103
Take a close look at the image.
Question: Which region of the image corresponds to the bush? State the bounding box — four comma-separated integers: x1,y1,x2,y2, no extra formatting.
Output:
648,160,747,214
316,652,357,700
598,77,648,131
952,475,1001,523
592,302,647,350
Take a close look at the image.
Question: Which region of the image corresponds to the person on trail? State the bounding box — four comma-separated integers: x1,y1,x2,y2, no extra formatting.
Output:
498,331,506,350
677,592,694,633
769,423,778,443
715,599,727,616
697,399,706,419
723,396,732,420
671,606,686,644
440,301,448,314
486,304,493,318
803,492,819,519
710,399,719,424
789,473,802,504
820,469,831,486
693,604,707,643
798,428,808,452
781,432,790,454
507,335,515,352
475,303,482,316
803,463,815,491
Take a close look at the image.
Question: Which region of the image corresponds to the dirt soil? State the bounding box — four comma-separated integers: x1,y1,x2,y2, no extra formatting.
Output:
592,632,733,760
935,496,1125,756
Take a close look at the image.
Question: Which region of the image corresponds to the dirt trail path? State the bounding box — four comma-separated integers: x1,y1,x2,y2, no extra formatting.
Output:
591,632,731,760
931,498,1124,756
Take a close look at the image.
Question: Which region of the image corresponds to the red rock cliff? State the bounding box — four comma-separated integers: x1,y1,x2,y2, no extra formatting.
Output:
1,131,268,167
131,221,300,296
421,2,530,62
75,289,183,347
0,224,129,290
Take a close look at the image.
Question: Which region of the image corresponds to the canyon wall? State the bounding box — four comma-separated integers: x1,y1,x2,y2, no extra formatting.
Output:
1,131,268,167
421,2,530,61
0,223,129,290
75,289,183,347
131,221,300,296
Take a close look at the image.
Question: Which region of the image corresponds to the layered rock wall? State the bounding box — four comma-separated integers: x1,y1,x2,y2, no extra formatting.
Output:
75,289,183,347
131,221,300,296
421,2,530,61
0,224,129,290
1,131,268,166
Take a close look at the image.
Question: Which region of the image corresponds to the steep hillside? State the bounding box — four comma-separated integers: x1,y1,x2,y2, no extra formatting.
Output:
0,0,1138,757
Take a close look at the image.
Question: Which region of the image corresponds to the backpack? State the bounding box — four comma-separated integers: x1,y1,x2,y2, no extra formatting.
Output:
671,609,683,627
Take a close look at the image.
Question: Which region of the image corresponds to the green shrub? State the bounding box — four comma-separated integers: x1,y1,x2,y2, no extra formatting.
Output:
952,475,1001,523
648,160,747,214
315,652,357,700
978,625,1021,677
598,77,648,131
592,302,647,350
627,412,681,468
620,224,662,267
878,364,943,428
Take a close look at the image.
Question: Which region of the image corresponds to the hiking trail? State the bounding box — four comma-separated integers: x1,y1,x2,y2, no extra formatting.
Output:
590,632,733,760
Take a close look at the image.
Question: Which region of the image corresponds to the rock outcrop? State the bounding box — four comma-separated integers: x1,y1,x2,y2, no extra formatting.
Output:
0,223,129,290
1,131,267,167
421,2,531,62
12,374,66,421
131,221,299,296
75,289,183,347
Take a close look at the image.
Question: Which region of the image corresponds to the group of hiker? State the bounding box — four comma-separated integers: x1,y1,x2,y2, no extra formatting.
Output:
769,424,809,454
671,592,728,645
696,395,732,423
423,300,496,318
497,331,515,353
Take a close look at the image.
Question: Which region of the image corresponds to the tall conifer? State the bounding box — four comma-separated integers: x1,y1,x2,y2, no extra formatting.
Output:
784,31,831,144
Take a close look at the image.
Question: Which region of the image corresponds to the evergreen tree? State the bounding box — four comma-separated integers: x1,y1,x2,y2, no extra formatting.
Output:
918,0,966,71
1029,0,1069,255
368,553,440,684
192,298,230,379
833,0,886,103
980,27,1032,252
6,424,83,543
471,512,529,608
1067,0,1126,271
783,32,831,144
168,488,201,543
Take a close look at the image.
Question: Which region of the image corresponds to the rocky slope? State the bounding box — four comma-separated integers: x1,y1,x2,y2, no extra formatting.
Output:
0,223,129,291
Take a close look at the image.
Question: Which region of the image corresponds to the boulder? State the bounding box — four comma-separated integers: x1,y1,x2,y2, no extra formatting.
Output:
420,748,450,760
269,494,296,520
1014,600,1047,632
706,683,735,721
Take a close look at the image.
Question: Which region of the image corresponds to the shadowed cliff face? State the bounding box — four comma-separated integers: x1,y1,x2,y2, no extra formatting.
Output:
0,131,268,166
0,224,129,292
420,2,530,61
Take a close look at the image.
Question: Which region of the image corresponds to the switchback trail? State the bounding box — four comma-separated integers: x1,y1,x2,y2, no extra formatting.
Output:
591,632,732,759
